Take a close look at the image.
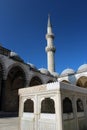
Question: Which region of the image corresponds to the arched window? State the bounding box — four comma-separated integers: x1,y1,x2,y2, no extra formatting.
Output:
63,97,73,113
24,99,34,113
61,80,71,84
41,98,55,113
76,99,84,112
29,76,42,86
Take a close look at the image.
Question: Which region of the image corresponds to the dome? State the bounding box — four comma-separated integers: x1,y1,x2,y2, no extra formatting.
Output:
61,68,75,76
10,51,24,62
39,68,50,75
77,64,87,72
10,51,18,57
27,63,37,69
51,72,59,78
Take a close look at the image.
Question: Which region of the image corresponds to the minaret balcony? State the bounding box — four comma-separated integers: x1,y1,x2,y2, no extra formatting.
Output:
45,46,56,52
46,33,54,39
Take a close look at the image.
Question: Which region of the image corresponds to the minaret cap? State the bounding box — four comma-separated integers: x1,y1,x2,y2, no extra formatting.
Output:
47,14,52,27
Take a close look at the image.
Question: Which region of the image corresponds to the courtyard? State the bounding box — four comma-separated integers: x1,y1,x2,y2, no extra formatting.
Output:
0,117,18,130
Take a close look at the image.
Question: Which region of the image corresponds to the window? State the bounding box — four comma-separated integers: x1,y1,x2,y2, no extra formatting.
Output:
63,97,73,113
76,99,84,112
41,98,55,113
24,99,34,113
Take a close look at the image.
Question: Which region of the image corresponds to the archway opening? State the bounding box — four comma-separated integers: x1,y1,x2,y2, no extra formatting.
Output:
3,66,26,115
0,63,4,111
29,76,42,86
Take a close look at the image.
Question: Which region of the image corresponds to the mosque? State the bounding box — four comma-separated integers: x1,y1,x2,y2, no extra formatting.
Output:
0,15,87,118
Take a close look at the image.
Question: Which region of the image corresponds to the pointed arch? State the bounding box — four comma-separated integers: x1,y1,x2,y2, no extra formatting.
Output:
0,62,4,111
29,76,42,86
3,65,27,113
0,57,7,79
6,63,29,82
61,80,71,84
0,58,7,111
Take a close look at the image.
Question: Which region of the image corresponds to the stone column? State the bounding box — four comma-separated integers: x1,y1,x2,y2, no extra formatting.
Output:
83,97,87,117
18,96,24,130
34,94,38,130
55,92,64,130
73,96,79,130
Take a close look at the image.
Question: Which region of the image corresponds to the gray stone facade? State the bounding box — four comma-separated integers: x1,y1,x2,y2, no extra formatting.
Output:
0,46,57,115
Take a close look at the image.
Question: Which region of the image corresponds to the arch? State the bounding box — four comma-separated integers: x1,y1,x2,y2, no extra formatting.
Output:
76,98,84,112
6,63,29,81
0,57,7,79
41,98,55,113
63,97,73,113
0,63,4,111
24,99,34,113
61,80,71,84
7,66,26,89
47,80,54,83
3,66,27,113
29,76,42,86
76,76,87,88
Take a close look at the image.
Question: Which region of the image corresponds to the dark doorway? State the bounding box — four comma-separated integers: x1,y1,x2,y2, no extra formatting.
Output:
2,66,26,116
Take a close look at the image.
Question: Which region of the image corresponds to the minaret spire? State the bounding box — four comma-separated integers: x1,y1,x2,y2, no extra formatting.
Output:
45,15,56,73
47,14,52,27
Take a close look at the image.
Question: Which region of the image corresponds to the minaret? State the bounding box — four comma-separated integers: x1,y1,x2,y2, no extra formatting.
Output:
45,15,56,73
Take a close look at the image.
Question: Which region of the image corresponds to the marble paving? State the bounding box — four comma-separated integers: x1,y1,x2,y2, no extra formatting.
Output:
0,117,18,130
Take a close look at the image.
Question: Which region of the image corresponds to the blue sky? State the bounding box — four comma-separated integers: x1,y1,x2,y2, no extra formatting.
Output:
0,0,87,74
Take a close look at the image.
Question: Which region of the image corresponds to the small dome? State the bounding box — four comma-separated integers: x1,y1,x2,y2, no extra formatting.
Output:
51,72,59,78
39,68,50,75
10,51,18,57
61,68,75,76
10,51,24,62
77,64,87,72
27,63,37,69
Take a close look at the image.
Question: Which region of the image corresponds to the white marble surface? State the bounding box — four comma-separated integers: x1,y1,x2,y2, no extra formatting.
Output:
0,117,18,130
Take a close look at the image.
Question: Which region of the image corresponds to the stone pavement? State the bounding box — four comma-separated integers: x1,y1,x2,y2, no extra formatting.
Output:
0,117,19,130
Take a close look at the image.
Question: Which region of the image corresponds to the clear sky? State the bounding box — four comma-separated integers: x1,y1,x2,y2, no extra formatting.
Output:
0,0,87,74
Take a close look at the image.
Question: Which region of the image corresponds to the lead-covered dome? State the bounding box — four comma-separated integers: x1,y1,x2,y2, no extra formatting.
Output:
39,68,50,75
61,68,75,76
10,51,18,57
27,63,37,69
10,51,24,62
77,64,87,72
51,72,59,78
